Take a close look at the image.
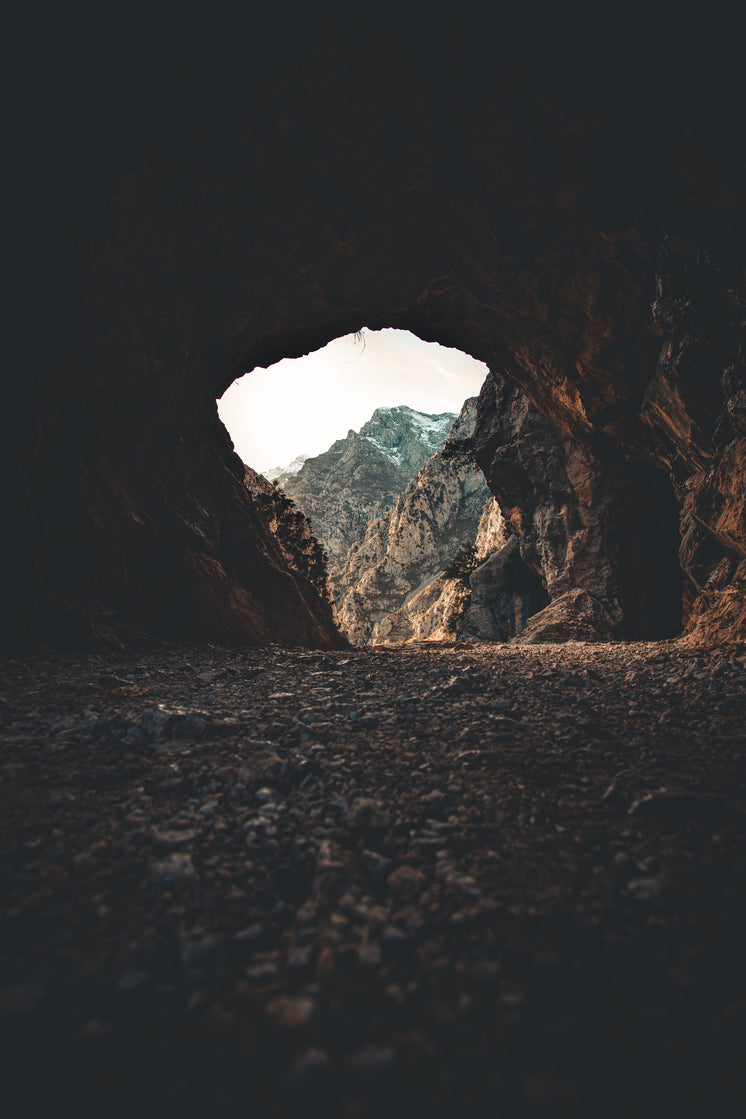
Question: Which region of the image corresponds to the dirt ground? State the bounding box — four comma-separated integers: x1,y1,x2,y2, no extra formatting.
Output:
1,639,744,1117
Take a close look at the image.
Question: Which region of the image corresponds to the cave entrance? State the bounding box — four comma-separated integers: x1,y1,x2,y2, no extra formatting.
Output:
218,330,684,648
217,328,536,645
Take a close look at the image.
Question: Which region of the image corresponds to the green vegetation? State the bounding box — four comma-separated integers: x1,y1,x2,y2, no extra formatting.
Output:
443,543,479,586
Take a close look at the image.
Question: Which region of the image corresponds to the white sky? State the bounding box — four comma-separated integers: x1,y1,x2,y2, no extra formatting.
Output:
217,328,488,473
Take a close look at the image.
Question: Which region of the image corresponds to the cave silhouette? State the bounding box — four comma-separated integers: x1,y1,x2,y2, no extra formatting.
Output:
2,13,744,1119
3,8,743,650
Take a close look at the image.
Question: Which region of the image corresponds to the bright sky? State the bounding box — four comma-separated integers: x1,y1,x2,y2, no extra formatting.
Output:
217,328,488,474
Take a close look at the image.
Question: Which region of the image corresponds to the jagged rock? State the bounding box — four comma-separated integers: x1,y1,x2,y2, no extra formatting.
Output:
371,573,467,645
243,467,339,630
463,537,550,642
264,454,310,488
371,498,520,644
280,406,455,581
337,400,491,644
512,589,619,645
474,372,685,641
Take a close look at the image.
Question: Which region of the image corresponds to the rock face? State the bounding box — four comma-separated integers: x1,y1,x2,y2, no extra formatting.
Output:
280,406,455,581
5,10,744,648
242,467,338,629
462,536,551,643
264,455,310,487
474,371,685,642
336,400,491,644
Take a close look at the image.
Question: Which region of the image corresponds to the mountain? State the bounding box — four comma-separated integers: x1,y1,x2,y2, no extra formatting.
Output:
278,406,456,583
369,498,511,644
335,399,493,644
264,454,309,487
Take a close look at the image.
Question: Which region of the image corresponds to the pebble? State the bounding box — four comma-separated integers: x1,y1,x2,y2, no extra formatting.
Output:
1,640,743,1118
628,790,724,819
147,852,195,883
387,865,427,901
265,994,315,1029
626,877,669,904
361,849,393,875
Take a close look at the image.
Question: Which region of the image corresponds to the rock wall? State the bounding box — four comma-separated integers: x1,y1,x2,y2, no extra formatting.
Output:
5,9,744,648
242,467,339,631
474,371,685,641
280,406,455,584
462,536,551,643
337,400,491,643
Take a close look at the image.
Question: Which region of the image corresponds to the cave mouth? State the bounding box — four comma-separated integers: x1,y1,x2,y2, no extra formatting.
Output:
217,328,687,648
217,328,488,478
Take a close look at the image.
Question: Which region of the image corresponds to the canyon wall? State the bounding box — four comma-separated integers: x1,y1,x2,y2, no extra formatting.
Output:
474,371,685,641
4,9,744,648
278,406,455,585
337,399,491,643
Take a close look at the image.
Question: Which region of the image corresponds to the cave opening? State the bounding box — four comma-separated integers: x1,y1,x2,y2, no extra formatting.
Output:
217,327,682,648
217,328,487,479
217,327,510,647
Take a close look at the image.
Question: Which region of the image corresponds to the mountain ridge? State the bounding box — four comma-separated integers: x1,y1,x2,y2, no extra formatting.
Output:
276,405,456,582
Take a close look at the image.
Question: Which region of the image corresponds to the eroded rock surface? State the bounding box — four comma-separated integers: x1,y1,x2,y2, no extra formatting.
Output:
242,467,339,629
280,406,455,584
1,641,744,1116
474,371,685,642
337,400,491,643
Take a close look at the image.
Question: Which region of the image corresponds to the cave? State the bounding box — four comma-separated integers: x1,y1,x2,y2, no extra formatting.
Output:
2,9,745,1118
5,8,743,652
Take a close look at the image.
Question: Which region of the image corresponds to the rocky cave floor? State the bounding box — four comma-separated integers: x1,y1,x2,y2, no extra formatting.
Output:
1,639,745,1118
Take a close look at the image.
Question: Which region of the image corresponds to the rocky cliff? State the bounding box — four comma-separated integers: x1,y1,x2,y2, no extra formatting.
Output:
337,399,492,643
370,497,510,643
242,467,339,631
5,9,744,648
474,370,686,642
279,406,455,581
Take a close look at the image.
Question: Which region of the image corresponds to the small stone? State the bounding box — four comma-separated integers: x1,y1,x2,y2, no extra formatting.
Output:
381,926,410,955
245,961,280,981
344,1045,395,1080
357,943,382,967
626,877,668,904
234,923,263,943
181,934,220,967
387,865,427,901
152,827,197,849
346,798,391,830
361,849,392,876
629,791,723,819
287,945,313,973
316,944,336,977
265,994,315,1029
147,852,195,884
283,1048,331,1098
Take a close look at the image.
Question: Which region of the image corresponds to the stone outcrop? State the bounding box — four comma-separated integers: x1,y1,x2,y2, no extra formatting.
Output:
337,400,491,643
5,9,744,648
279,407,455,582
264,455,310,488
242,467,338,628
462,536,551,642
474,371,685,642
371,498,511,644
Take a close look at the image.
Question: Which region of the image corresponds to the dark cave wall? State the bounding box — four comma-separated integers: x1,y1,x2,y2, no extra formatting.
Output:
4,8,744,647
474,370,685,641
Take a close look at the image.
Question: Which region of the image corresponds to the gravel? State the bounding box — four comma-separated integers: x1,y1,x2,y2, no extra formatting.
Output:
0,639,744,1117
